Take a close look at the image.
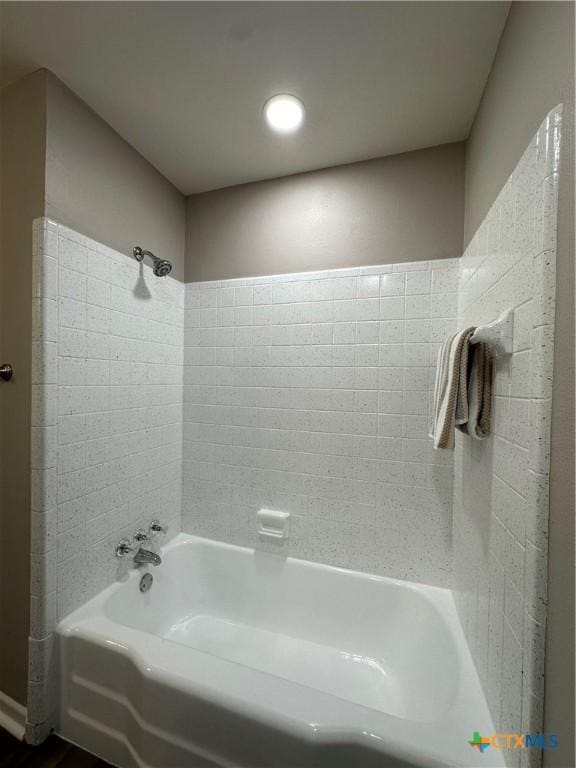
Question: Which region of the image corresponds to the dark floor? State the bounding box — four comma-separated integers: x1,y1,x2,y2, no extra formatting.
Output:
0,727,112,768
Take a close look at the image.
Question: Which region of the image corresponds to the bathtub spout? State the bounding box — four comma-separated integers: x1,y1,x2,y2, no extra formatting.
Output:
134,548,162,566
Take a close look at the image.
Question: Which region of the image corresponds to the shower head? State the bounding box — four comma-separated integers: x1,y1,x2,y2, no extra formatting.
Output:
133,246,173,277
152,258,172,277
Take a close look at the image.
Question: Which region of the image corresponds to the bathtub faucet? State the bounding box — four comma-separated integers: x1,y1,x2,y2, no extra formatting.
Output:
115,522,167,565
133,548,162,566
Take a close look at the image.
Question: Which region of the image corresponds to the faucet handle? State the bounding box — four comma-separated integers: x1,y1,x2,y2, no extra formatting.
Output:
133,529,149,543
148,520,167,536
115,538,135,558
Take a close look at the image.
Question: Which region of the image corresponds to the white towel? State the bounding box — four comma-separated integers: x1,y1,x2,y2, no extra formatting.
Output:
430,327,475,450
457,339,493,440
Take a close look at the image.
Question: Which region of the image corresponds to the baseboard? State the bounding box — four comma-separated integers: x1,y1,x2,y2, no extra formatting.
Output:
0,690,27,740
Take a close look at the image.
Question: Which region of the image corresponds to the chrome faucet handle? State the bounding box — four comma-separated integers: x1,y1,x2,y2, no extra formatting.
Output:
115,538,135,558
148,520,167,536
133,529,149,543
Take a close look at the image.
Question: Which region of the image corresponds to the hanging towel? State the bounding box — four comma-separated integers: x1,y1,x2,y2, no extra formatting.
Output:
430,327,476,450
457,340,493,440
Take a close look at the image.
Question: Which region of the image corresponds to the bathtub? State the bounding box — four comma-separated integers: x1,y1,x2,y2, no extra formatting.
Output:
57,534,502,768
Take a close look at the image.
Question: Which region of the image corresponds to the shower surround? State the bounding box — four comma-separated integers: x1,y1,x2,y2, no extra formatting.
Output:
28,219,184,739
453,106,562,768
28,226,459,739
183,260,459,584
26,108,561,764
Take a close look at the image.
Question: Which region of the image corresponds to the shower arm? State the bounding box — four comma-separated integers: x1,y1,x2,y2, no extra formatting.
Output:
133,246,155,262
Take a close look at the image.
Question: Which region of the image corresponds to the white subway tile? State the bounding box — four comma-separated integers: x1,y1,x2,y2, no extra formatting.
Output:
355,298,380,321
32,299,58,342
333,277,356,300
431,268,459,293
356,275,380,298
33,255,58,300
379,297,405,320
379,273,405,297
235,288,254,307
59,237,88,273
32,342,57,385
405,295,431,319
405,271,430,295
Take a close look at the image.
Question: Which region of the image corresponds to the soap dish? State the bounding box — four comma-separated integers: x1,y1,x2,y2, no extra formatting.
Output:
257,509,290,541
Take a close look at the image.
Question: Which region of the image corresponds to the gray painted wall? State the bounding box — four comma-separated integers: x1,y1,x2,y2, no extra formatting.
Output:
464,3,574,764
0,70,47,705
44,72,186,281
185,143,464,282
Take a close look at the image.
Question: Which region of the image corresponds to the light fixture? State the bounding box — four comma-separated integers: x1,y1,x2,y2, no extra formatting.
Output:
263,94,305,134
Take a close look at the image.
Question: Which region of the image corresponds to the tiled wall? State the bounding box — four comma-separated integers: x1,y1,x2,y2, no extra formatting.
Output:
183,260,458,585
452,106,562,767
28,218,183,739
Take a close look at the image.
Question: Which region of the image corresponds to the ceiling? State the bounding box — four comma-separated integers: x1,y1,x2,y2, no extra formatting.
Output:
0,2,510,195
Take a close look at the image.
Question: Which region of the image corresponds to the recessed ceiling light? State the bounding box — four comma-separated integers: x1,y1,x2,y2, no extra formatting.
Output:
264,94,305,134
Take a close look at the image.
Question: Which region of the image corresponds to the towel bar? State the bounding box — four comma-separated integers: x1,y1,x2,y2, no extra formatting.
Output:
469,309,513,356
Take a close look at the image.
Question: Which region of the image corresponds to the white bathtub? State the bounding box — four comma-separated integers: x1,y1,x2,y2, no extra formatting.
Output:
57,534,502,768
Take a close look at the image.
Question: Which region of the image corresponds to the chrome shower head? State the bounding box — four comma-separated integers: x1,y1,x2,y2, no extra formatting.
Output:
133,246,172,278
152,258,172,278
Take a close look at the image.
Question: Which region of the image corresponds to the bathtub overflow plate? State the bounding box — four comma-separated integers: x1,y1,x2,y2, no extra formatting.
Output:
139,573,153,593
